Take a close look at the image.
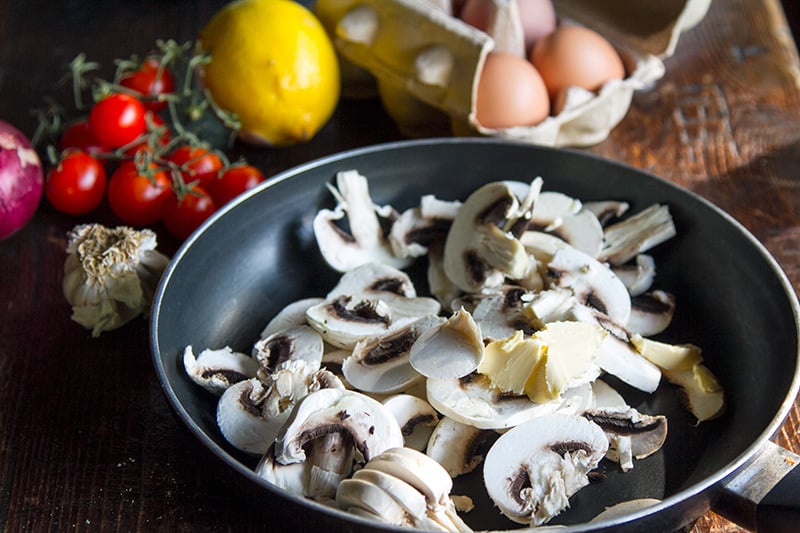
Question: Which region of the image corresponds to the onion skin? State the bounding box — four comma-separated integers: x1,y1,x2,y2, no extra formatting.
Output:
0,120,43,240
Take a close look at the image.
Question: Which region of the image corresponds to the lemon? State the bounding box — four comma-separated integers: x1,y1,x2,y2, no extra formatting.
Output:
199,0,340,146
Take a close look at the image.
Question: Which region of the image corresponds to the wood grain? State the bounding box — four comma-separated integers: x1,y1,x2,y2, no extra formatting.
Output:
1,0,798,531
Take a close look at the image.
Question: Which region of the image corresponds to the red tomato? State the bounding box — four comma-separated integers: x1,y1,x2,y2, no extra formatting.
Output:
89,93,146,149
107,161,171,226
59,121,109,157
44,151,107,215
208,165,265,206
163,186,217,239
119,57,175,112
167,146,223,189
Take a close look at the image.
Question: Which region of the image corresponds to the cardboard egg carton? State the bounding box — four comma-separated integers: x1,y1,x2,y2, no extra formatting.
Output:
315,0,711,147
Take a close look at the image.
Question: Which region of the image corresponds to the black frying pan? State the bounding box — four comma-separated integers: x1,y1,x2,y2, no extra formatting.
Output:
150,138,800,531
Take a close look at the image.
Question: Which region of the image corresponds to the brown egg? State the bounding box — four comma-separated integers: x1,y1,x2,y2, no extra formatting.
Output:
530,25,626,100
475,51,550,129
460,0,557,51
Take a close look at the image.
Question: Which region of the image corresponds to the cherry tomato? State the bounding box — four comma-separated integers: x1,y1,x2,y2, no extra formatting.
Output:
59,121,109,157
166,146,223,189
44,151,107,215
119,57,175,112
208,165,265,206
107,161,171,226
89,93,146,149
163,186,217,239
123,112,171,156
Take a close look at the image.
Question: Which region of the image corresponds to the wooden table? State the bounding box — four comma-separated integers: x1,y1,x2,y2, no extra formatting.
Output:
1,0,798,531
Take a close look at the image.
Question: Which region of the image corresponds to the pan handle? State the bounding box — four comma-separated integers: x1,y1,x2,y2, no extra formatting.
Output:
713,440,799,532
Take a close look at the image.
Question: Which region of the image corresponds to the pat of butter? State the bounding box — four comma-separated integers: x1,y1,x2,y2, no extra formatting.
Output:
630,334,702,371
478,331,544,395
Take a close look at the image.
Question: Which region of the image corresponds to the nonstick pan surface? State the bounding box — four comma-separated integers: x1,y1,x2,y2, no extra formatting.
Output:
151,138,800,531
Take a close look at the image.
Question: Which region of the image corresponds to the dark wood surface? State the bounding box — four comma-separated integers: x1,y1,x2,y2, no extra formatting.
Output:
2,0,799,531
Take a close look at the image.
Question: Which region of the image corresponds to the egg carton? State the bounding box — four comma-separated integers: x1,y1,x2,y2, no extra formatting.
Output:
314,0,711,147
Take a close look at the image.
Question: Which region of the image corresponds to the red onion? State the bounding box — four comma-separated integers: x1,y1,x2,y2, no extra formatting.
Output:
0,120,43,239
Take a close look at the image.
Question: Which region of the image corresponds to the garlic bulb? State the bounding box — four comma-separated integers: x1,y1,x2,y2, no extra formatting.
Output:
63,224,170,337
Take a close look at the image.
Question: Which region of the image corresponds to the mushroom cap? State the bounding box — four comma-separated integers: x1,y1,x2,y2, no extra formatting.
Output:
408,307,484,379
381,394,440,451
183,345,259,395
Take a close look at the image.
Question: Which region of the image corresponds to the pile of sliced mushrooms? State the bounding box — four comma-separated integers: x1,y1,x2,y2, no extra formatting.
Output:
182,170,725,530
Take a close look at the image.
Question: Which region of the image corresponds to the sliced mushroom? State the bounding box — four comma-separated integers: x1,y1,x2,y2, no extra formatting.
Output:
382,394,440,451
612,254,656,297
547,246,632,325
589,498,661,522
547,209,605,259
273,388,404,466
583,407,668,472
628,290,675,336
443,180,538,293
426,416,497,477
426,372,593,430
183,345,259,395
519,287,578,330
260,297,324,339
389,204,454,259
483,413,609,526
408,307,484,379
582,200,630,226
313,170,411,272
251,325,324,375
325,261,418,299
427,241,463,311
346,447,472,532
598,204,677,266
584,407,668,459
519,230,571,265
343,315,443,394
471,286,538,341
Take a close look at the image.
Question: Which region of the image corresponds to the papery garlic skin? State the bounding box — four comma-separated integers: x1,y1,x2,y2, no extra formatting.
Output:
63,224,170,337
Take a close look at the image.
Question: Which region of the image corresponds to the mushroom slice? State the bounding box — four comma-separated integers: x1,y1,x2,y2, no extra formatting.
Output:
426,373,592,430
443,180,537,293
356,447,472,532
426,416,497,478
584,408,668,458
591,379,627,409
589,498,661,522
259,297,324,339
382,394,440,451
427,241,463,311
519,288,578,329
472,286,538,341
582,200,630,226
273,388,404,465
631,335,725,422
183,345,259,395
628,290,676,336
252,325,324,375
216,377,276,454
389,205,453,259
409,307,484,379
548,246,632,325
313,169,411,272
548,209,605,259
483,413,609,526
520,230,571,264
343,315,443,394
598,204,677,266
326,261,418,299
612,254,656,297
306,292,440,350
526,190,582,229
